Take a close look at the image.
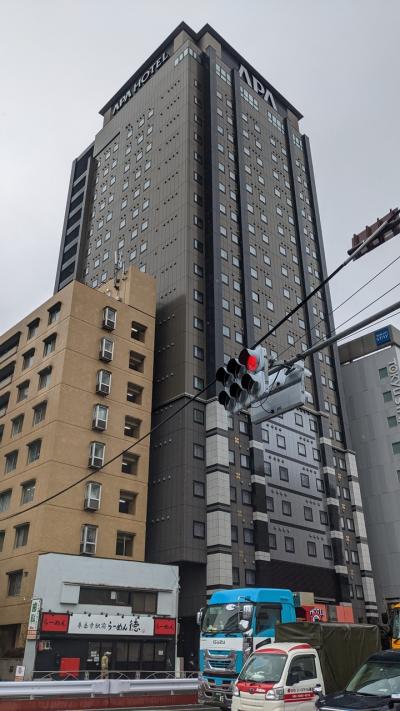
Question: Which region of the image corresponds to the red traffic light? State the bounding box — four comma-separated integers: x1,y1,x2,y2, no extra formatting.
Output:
238,347,265,373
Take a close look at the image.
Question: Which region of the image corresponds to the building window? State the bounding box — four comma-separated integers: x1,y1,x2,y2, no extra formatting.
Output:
100,337,114,362
279,466,289,482
240,454,250,469
304,506,313,522
298,442,306,456
383,391,393,403
282,500,292,517
243,528,254,545
17,380,29,401
379,367,388,379
48,302,61,325
285,536,295,553
193,345,204,360
295,413,303,426
119,491,137,514
245,569,255,585
131,322,146,342
268,533,277,549
14,523,29,548
80,524,98,555
323,545,333,560
230,486,237,502
27,318,40,339
89,441,105,468
38,367,52,389
387,416,397,428
7,570,22,597
392,442,400,455
21,480,35,505
301,473,310,488
347,517,355,532
231,525,238,542
356,585,364,600
316,478,325,492
43,334,57,357
320,511,329,525
242,489,252,506
127,383,142,404
32,401,47,426
11,415,24,437
22,349,35,370
351,550,359,565
4,450,18,473
96,369,111,395
277,434,286,449
266,496,274,512
232,567,240,585
0,489,12,511
193,408,204,424
193,521,205,539
102,306,117,330
116,531,134,556
193,376,204,390
124,416,141,438
193,443,204,460
0,530,4,552
121,452,138,475
307,541,317,557
27,439,41,464
193,481,205,498
92,404,108,431
129,351,144,372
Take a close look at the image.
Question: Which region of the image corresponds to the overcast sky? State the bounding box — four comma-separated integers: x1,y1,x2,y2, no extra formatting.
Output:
1,0,399,342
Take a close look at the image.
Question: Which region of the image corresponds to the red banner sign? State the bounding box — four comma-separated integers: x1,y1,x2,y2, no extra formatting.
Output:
154,618,176,636
41,612,69,633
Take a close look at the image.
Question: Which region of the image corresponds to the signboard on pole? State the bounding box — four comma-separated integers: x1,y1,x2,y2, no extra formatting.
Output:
26,598,41,640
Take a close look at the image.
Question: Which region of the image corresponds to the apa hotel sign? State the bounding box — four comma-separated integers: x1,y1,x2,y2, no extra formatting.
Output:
112,51,169,115
239,65,277,111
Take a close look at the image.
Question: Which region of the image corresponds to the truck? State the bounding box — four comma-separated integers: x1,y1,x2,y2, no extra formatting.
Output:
197,587,296,708
232,622,384,711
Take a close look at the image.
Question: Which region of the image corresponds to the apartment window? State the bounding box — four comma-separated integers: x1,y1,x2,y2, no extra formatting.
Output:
0,489,12,511
194,289,203,303
193,345,204,360
102,306,117,330
240,454,250,469
356,585,364,600
320,511,328,525
89,441,105,468
0,530,4,552
32,401,47,425
11,415,24,437
27,318,39,339
27,439,41,464
193,376,204,390
351,550,359,565
116,531,134,556
92,404,108,431
304,506,313,522
388,416,397,428
242,489,252,506
80,524,98,555
194,316,204,331
323,545,333,560
22,349,35,370
99,337,114,362
127,382,143,405
266,496,274,512
131,322,146,342
298,442,306,456
17,380,29,401
122,452,138,475
282,501,292,517
295,413,303,427
301,473,310,488
96,369,111,395
38,367,52,389
129,351,144,372
347,517,355,532
277,434,286,449
383,391,393,403
307,541,317,557
193,481,205,498
245,569,255,585
119,490,137,514
124,416,141,438
230,486,237,502
48,302,61,325
392,442,400,455
14,523,29,548
379,367,388,379
285,536,295,553
4,450,18,473
7,570,22,596
279,466,289,482
193,521,205,539
231,525,238,543
243,528,254,545
193,443,205,460
20,479,35,505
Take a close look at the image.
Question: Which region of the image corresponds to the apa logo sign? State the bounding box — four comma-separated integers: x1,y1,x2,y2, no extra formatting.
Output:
239,65,277,111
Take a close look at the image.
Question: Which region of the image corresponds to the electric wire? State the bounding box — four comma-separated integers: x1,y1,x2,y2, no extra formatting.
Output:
1,249,398,522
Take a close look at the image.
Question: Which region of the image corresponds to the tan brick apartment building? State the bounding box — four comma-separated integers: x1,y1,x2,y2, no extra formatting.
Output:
0,267,156,656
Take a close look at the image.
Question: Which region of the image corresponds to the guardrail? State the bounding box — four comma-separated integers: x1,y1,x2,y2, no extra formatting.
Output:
32,668,199,680
0,675,199,699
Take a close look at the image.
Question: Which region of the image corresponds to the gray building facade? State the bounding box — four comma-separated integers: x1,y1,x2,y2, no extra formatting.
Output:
339,325,400,612
54,22,377,652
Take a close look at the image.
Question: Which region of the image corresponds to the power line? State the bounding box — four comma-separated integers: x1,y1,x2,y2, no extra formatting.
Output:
2,239,397,523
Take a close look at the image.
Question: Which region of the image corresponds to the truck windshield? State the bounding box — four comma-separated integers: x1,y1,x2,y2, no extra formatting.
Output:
346,661,400,696
201,604,250,634
239,653,287,683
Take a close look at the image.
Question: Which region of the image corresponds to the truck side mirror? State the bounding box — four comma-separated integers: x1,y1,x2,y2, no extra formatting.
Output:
239,619,249,631
242,604,253,620
196,608,204,626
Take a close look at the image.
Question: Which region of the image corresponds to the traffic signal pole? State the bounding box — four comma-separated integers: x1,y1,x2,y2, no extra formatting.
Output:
269,295,400,375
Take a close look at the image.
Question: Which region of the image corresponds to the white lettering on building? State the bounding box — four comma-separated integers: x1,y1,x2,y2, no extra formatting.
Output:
388,360,400,424
112,51,169,115
239,64,277,111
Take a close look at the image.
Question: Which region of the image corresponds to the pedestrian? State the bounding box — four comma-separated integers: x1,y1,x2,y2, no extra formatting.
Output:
100,651,111,679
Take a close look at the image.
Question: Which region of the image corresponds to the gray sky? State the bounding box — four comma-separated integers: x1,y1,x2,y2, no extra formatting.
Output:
1,0,400,341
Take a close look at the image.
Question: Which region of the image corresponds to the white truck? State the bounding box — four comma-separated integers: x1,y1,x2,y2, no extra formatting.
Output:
231,641,324,711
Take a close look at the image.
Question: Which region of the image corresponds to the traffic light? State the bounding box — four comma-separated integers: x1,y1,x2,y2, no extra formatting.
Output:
216,347,267,413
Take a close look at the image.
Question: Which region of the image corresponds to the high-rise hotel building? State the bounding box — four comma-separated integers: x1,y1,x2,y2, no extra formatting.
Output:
55,23,378,644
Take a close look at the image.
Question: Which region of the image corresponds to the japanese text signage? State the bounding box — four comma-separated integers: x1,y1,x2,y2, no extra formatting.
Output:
26,598,41,640
154,618,176,635
388,360,400,424
112,52,169,115
41,612,69,633
68,613,154,636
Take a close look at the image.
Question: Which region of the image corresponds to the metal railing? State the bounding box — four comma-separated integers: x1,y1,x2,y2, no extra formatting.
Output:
32,668,198,680
0,673,199,699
